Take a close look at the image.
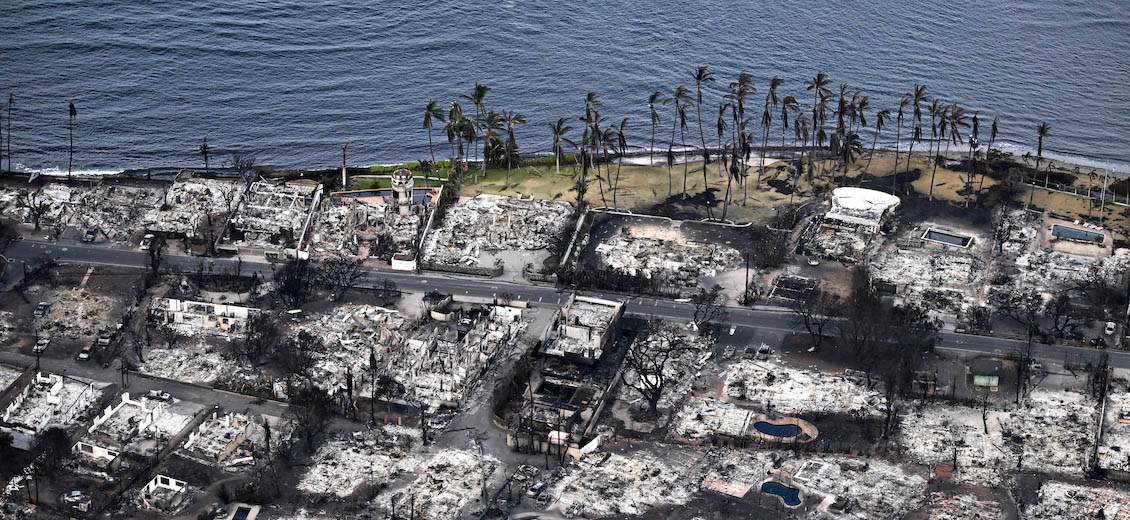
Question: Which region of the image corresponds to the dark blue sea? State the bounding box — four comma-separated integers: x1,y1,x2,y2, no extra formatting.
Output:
2,0,1128,174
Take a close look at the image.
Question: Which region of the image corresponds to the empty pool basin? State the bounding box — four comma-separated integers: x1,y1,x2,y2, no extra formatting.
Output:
922,229,972,247
754,421,801,437
1052,225,1103,244
761,481,802,507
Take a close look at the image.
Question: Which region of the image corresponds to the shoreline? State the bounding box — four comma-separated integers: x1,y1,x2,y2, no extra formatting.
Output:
6,144,1128,183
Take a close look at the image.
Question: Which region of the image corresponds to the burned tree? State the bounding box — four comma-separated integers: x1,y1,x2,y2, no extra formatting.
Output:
691,284,728,333
16,189,51,230
147,234,166,276
837,268,884,355
228,152,258,183
231,311,281,365
789,289,841,351
1044,289,1084,339
285,385,333,451
621,321,704,416
273,258,313,309
316,255,365,301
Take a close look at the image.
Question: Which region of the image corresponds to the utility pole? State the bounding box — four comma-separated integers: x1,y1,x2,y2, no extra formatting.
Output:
341,142,352,190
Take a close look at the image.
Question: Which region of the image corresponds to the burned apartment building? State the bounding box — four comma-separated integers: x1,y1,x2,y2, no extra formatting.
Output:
311,169,440,268
216,180,323,260
72,392,195,471
800,187,901,262
538,295,624,365
150,297,259,337
511,295,623,457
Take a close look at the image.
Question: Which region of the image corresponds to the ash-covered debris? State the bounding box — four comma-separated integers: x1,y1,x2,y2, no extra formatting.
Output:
312,186,436,261
542,447,709,517
780,455,927,518
925,491,1004,520
150,178,245,236
901,389,1098,477
36,289,116,338
297,425,421,498
422,194,572,267
1025,480,1130,520
1097,377,1130,475
593,226,741,287
371,448,499,520
723,359,886,416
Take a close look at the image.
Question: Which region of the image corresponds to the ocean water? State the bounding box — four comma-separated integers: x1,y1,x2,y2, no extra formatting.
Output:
1,0,1128,174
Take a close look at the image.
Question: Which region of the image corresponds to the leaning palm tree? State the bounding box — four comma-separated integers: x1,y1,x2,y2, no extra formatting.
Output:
834,131,864,181
943,104,969,204
967,110,981,195
926,98,944,167
892,95,910,194
861,109,891,181
199,137,210,175
501,110,525,189
678,102,692,198
422,100,445,167
927,103,950,201
791,115,810,206
903,84,929,175
977,114,1000,195
648,91,664,167
67,101,77,180
715,103,728,186
613,118,629,209
1037,121,1053,188
693,66,715,166
548,118,573,175
756,76,784,189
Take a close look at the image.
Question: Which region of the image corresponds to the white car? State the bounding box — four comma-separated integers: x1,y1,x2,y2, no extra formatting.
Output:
34,337,50,353
139,233,155,250
1106,322,1117,336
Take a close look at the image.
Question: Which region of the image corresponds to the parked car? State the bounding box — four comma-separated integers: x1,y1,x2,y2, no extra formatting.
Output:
97,332,113,346
754,344,773,361
33,302,50,317
1105,322,1117,336
146,390,171,402
34,336,50,353
82,227,98,242
139,233,154,251
78,341,94,360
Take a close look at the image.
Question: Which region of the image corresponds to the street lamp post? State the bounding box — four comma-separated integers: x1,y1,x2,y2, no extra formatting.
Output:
341,142,352,190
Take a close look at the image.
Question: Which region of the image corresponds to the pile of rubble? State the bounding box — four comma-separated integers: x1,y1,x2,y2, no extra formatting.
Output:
0,312,14,344
544,447,707,517
139,340,259,387
901,389,1098,477
0,364,21,392
1098,377,1130,475
150,179,244,236
724,360,886,416
371,449,499,519
227,181,320,250
71,184,164,240
701,449,778,497
593,229,741,287
312,195,422,260
781,455,927,519
675,398,758,440
925,491,1004,520
1025,480,1130,519
37,289,116,338
1011,248,1130,292
291,305,409,394
0,183,78,227
297,426,421,498
422,195,571,266
2,373,101,433
872,245,983,312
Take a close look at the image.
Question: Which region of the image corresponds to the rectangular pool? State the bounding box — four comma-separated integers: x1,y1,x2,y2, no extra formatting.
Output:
922,229,972,247
1052,225,1104,244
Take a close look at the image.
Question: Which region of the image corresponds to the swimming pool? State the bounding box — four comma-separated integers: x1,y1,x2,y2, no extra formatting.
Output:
1052,225,1104,244
761,481,802,507
922,229,972,247
753,421,801,437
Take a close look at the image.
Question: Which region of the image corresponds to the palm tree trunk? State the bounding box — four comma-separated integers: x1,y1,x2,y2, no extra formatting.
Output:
614,153,624,209
681,126,689,198
555,143,561,175
862,129,879,187
928,146,941,201
68,119,73,180
650,122,656,167
757,129,768,189
893,122,902,194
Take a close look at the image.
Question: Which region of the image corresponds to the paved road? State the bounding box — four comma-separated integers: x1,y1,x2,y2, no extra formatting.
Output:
5,238,1129,370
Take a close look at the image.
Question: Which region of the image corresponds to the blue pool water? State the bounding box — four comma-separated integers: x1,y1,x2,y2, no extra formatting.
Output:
754,421,801,437
761,481,802,507
1052,225,1104,244
924,229,972,247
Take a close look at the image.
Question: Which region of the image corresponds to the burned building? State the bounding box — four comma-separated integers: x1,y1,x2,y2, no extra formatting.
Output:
539,295,623,364
217,180,322,259
1,372,100,449
150,297,259,336
800,187,900,262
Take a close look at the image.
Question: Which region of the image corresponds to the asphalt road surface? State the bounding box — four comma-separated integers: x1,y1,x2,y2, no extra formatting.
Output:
4,238,1128,370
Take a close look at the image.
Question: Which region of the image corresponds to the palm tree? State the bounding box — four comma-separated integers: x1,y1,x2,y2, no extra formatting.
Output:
665,86,693,197
977,115,1000,195
757,76,784,189
548,118,573,175
422,100,445,182
967,110,981,194
693,66,715,166
927,103,949,201
715,103,728,187
461,83,490,118
835,132,864,181
862,109,891,181
678,102,693,198
199,137,210,175
648,91,664,167
892,95,910,194
943,104,969,204
927,98,944,167
779,95,799,149
805,73,832,123
67,101,77,179
791,115,810,206
613,118,629,209
904,84,929,175
834,83,849,134
502,110,525,189
1027,122,1051,210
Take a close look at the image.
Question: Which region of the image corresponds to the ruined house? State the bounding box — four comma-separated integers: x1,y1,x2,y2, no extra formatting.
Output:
150,297,259,336
149,178,246,237
139,474,188,512
800,187,900,262
179,411,271,467
72,392,191,467
217,180,322,259
539,295,623,364
1,372,98,449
